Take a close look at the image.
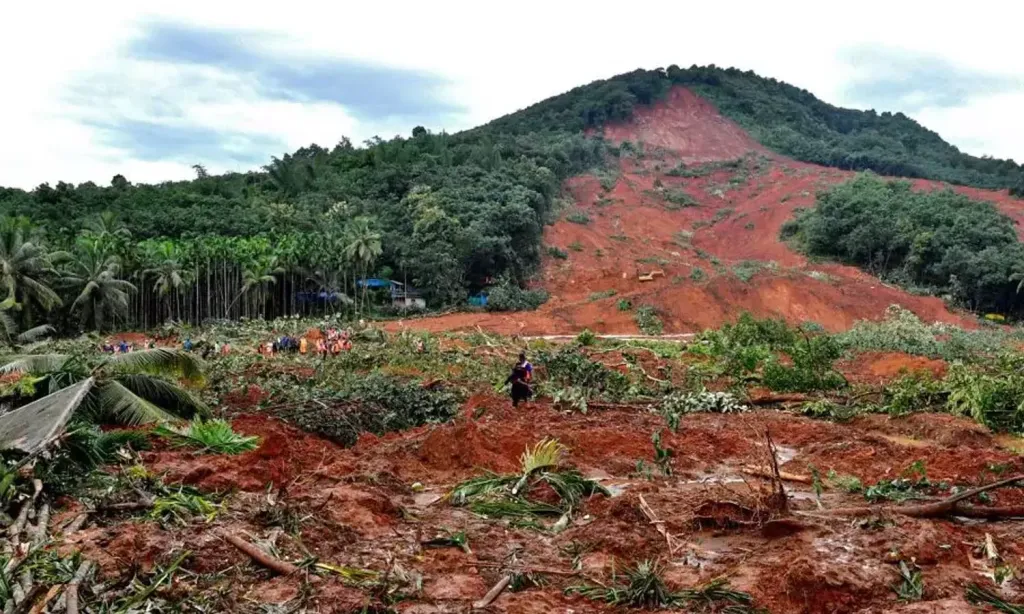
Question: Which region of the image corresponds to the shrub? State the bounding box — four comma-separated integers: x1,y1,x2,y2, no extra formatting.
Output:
690,267,706,282
547,246,569,259
732,260,776,282
635,305,663,335
486,277,549,312
617,298,633,311
566,210,591,225
761,335,846,392
568,241,584,252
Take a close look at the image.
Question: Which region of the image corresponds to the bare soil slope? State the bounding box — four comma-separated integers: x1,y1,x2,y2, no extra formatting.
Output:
391,87,1003,335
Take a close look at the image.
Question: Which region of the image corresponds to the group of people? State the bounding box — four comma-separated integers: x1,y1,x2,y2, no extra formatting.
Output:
257,327,353,358
101,339,156,353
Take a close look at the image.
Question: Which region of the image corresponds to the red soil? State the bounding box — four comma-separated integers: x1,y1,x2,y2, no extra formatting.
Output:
110,397,1024,612
840,351,948,385
390,86,986,336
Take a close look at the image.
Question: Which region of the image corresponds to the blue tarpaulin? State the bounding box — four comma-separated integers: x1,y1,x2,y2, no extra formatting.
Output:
357,278,393,289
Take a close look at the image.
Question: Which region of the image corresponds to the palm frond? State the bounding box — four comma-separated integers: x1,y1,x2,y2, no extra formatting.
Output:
92,380,178,425
0,353,70,375
106,348,205,384
520,438,567,474
115,374,208,420
448,473,518,505
153,418,258,454
16,324,54,344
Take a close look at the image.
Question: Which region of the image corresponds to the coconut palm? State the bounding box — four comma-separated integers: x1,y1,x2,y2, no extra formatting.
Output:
144,241,186,321
60,238,137,332
0,216,62,317
344,217,383,314
82,210,132,241
0,348,206,425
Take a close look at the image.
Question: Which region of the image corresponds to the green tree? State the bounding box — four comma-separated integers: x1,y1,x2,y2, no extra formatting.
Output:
0,216,62,318
61,238,137,332
143,241,186,321
345,217,383,314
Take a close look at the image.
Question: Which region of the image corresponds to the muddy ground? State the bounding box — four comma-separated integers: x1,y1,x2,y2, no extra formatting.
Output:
57,384,1023,613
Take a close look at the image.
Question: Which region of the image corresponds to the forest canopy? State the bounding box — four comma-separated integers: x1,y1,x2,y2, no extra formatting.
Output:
783,173,1024,315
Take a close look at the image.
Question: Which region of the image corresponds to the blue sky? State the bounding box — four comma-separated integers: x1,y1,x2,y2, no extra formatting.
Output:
2,1,1023,189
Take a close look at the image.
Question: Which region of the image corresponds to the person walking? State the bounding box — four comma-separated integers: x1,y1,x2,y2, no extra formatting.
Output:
516,352,533,382
505,364,532,408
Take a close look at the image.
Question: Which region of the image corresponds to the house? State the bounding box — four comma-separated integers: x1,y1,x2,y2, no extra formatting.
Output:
356,279,426,309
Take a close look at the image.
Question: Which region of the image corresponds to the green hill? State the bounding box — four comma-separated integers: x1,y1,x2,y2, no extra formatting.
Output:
0,65,1021,334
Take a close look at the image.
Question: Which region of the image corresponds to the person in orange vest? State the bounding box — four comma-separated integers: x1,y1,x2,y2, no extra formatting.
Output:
299,337,308,354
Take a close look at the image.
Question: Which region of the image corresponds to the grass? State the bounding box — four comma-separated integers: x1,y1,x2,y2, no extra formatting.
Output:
568,241,584,252
617,298,632,311
154,417,260,454
732,260,776,283
690,267,706,282
966,583,1024,613
712,207,736,224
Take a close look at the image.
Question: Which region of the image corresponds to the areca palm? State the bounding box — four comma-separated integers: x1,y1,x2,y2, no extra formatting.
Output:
61,239,137,332
83,210,132,241
0,216,62,317
227,255,285,318
0,348,206,425
344,217,383,314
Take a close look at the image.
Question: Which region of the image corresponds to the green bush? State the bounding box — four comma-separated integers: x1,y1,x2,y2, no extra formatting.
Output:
761,335,846,392
566,210,591,225
690,267,706,282
617,298,632,311
547,246,569,259
589,289,617,301
486,277,549,312
635,305,663,335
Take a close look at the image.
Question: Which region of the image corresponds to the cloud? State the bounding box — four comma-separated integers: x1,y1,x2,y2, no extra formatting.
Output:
839,45,1023,112
127,21,463,120
84,118,286,167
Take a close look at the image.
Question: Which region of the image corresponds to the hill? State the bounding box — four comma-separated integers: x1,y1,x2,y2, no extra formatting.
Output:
0,65,1022,335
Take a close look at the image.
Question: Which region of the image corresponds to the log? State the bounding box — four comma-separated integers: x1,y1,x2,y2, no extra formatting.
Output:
806,474,1024,519
65,560,93,614
473,575,511,610
742,465,812,484
219,532,298,576
27,585,62,614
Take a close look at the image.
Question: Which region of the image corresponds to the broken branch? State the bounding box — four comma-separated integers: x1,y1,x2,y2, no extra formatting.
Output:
219,531,298,576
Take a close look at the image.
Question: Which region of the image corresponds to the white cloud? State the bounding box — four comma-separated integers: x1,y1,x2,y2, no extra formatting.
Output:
1,0,1023,189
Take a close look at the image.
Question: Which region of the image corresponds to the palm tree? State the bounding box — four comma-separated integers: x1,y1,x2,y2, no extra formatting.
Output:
227,255,285,319
144,241,185,321
0,348,206,425
82,211,132,242
0,306,53,347
60,238,137,332
344,217,383,314
0,216,62,317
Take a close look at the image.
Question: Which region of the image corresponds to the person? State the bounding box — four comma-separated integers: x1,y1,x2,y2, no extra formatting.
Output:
119,340,129,354
184,337,193,352
316,338,327,358
299,336,308,355
221,342,231,356
517,352,533,382
505,365,532,408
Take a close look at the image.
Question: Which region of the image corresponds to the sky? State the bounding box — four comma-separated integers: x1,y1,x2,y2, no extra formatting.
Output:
2,1,1023,190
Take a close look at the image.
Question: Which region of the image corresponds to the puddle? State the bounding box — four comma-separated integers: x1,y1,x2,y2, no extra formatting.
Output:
775,445,798,464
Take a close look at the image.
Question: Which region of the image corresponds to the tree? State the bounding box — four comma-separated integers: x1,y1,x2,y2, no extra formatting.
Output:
344,217,383,314
144,241,186,321
0,216,62,319
83,211,132,241
231,255,285,319
60,238,136,332
0,348,206,425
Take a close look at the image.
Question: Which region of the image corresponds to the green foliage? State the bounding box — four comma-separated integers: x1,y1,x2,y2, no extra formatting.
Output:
150,489,220,525
575,329,597,346
617,298,633,311
566,210,591,225
787,174,1024,314
864,464,943,503
893,561,924,601
761,335,846,392
945,362,1024,432
634,305,663,335
154,417,261,454
286,373,460,447
966,583,1024,614
838,305,1012,360
485,277,549,312
568,241,584,252
568,564,761,612
712,207,736,224
732,260,776,282
540,346,631,405
546,246,569,260
690,267,706,282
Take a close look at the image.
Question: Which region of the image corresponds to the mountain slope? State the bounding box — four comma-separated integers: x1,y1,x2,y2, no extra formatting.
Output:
393,86,1003,334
